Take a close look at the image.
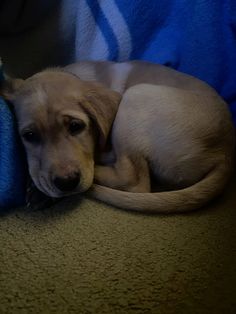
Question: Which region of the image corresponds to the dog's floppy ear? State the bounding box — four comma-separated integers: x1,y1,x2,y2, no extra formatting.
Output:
80,83,121,149
0,78,24,100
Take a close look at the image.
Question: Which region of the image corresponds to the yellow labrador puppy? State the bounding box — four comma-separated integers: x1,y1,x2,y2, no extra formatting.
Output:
1,61,235,213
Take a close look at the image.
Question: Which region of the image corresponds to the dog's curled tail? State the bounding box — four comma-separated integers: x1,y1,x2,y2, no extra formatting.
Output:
89,163,232,214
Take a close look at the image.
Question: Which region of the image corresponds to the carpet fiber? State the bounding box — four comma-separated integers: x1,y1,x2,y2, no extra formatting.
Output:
0,175,235,314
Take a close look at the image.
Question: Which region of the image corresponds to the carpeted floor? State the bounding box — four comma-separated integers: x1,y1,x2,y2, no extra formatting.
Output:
0,174,235,314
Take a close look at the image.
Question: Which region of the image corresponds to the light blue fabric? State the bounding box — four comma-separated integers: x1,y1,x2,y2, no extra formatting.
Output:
1,0,236,208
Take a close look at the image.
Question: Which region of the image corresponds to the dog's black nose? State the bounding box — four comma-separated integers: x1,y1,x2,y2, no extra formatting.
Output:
53,173,80,192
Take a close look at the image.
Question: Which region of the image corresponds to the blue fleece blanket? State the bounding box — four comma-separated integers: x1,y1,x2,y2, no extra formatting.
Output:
0,95,26,208
1,0,236,208
74,0,236,122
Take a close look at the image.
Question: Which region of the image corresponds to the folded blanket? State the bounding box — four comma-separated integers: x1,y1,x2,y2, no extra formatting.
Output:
0,0,236,208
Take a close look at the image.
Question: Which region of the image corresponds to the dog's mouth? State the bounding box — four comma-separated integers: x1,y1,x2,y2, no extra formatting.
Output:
34,174,91,198
37,175,61,198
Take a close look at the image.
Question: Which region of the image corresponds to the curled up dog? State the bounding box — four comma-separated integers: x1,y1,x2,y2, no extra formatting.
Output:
1,61,235,213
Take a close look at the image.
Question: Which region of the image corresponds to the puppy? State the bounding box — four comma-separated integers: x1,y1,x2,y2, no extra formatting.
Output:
1,61,235,213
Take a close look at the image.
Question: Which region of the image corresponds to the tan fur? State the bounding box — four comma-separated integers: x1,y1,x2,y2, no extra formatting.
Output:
91,84,235,213
1,61,235,213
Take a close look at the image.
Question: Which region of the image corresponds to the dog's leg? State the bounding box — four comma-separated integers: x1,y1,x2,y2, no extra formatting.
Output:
95,155,151,192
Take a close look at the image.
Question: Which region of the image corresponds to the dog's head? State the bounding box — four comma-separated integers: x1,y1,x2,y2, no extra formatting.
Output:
1,70,121,198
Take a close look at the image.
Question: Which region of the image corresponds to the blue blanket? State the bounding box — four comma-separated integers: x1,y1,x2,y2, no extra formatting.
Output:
74,0,236,123
1,0,236,208
0,94,26,208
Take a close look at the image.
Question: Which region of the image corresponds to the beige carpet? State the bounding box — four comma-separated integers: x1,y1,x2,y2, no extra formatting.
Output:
0,175,235,314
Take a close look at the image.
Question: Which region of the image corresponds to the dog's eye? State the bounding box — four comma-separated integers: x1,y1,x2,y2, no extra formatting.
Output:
68,119,86,136
22,130,40,144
